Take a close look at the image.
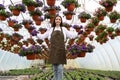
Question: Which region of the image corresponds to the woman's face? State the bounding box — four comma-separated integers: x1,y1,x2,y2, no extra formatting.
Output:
55,16,61,26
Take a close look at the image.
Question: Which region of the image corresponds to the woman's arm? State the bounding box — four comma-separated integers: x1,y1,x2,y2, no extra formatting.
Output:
63,27,78,39
37,28,52,40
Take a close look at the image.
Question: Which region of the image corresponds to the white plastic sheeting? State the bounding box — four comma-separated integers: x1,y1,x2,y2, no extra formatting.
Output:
75,37,120,71
0,0,120,71
0,50,32,71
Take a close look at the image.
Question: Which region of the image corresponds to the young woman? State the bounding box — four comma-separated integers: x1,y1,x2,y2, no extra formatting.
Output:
37,15,78,80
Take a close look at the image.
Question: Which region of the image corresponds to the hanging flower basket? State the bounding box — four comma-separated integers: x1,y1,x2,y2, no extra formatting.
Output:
9,4,26,16
12,9,20,16
35,17,43,25
68,39,75,46
48,9,56,15
98,15,104,21
80,18,86,23
99,0,117,12
108,11,120,23
63,11,75,20
65,14,72,20
27,5,35,11
26,54,36,60
29,9,43,20
67,3,75,11
110,19,116,23
77,52,86,57
78,11,91,23
8,21,14,27
61,0,80,11
46,0,56,6
0,15,6,20
105,6,113,12
49,17,53,24
35,19,41,25
39,27,47,34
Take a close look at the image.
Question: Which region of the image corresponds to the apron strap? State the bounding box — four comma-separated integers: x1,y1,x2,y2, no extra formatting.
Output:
60,27,63,33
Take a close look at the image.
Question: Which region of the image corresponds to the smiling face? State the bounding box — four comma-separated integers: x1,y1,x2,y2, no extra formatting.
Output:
55,16,61,26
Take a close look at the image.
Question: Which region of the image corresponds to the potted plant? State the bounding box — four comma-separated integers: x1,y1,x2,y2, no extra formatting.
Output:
72,24,82,32
29,8,43,20
19,47,27,56
36,39,43,44
94,8,107,20
63,22,71,30
44,13,55,23
108,11,120,23
0,4,5,10
115,27,120,36
67,44,81,59
86,23,95,29
0,10,12,20
22,0,37,11
21,19,33,28
99,0,117,12
7,18,18,27
99,31,108,38
12,23,23,31
109,33,117,39
9,4,26,16
34,17,44,25
63,11,75,20
61,0,80,11
12,33,23,41
34,0,43,7
90,17,99,26
27,26,36,33
42,6,61,15
106,27,114,35
5,33,12,40
97,24,107,32
78,11,91,23
46,0,56,6
39,27,47,34
86,43,95,53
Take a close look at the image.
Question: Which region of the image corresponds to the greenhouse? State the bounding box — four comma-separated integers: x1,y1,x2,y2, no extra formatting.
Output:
0,0,120,80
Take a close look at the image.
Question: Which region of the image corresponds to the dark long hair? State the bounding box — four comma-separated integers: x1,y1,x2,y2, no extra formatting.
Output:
51,15,63,27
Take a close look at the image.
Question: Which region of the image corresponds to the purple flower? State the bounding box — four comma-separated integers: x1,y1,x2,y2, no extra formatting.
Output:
65,3,69,7
0,4,5,10
22,47,26,50
78,30,83,34
0,28,2,32
31,30,39,36
35,0,43,7
7,18,18,23
15,4,26,13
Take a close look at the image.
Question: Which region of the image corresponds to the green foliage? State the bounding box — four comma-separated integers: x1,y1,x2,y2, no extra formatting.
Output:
63,11,75,15
0,10,12,17
43,6,61,12
86,23,95,28
22,0,36,6
61,0,80,8
97,24,107,30
106,27,114,32
108,11,120,20
8,4,26,13
90,17,99,24
99,0,117,7
78,12,91,19
29,8,42,16
12,23,23,29
94,8,107,17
